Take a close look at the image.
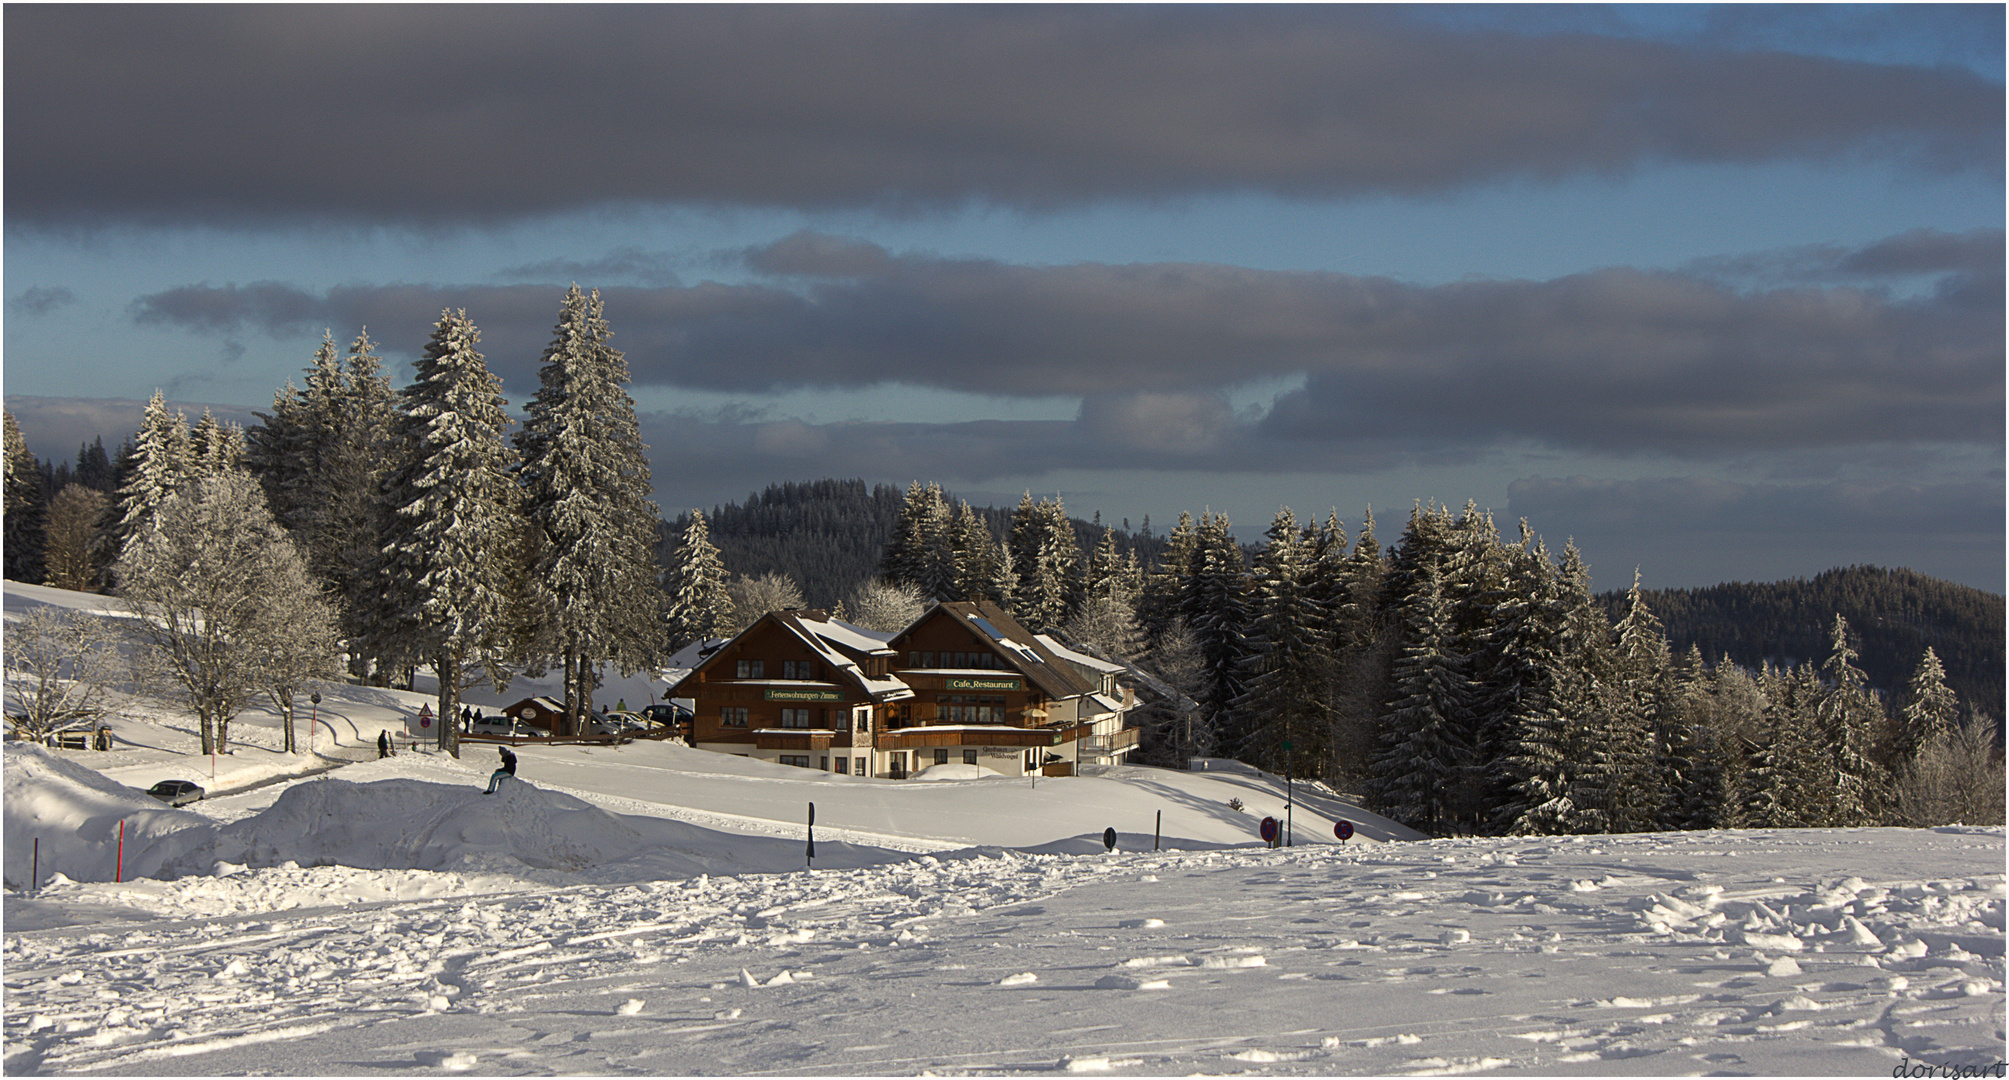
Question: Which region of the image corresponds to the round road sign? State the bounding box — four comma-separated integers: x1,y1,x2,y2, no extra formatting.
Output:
1259,817,1279,843
1334,819,1355,841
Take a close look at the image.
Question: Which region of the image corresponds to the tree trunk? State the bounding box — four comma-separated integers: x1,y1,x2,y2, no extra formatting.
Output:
435,649,461,758
282,698,297,753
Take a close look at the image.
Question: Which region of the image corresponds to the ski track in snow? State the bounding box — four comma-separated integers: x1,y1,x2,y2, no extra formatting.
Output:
6,829,2002,1076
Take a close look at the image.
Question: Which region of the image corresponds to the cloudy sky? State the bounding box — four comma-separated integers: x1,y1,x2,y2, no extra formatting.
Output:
5,5,2002,592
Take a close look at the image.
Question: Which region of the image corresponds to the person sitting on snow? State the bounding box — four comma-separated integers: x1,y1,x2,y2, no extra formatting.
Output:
483,746,517,794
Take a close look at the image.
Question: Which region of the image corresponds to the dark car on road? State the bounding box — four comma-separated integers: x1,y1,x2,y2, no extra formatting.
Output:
145,780,205,807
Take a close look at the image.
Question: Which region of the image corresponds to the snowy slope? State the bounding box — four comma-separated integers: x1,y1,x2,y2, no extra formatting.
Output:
5,817,2002,1076
3,581,2003,1075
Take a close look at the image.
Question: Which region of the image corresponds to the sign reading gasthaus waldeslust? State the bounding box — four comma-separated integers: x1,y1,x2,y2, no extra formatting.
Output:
764,688,846,701
945,677,1021,691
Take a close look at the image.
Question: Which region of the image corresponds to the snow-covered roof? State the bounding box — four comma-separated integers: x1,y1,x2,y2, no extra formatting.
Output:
1033,633,1124,675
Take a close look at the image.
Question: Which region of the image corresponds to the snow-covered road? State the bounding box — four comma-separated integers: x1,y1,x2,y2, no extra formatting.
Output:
7,823,2001,1075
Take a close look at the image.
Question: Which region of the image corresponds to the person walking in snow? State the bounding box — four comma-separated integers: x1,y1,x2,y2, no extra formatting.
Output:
378,730,390,758
484,746,517,794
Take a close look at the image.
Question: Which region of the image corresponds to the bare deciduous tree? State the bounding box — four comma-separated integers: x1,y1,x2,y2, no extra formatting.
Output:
3,605,127,745
722,572,805,635
115,473,342,756
1894,720,2006,827
841,579,927,634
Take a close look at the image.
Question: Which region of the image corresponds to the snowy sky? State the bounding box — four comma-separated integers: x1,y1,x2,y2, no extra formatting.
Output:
4,5,2002,592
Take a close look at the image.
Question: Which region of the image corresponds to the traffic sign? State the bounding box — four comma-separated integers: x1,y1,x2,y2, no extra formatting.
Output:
1259,817,1279,843
1334,819,1355,842
1102,827,1117,852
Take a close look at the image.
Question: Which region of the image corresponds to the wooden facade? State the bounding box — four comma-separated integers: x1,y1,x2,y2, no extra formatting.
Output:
669,602,1137,778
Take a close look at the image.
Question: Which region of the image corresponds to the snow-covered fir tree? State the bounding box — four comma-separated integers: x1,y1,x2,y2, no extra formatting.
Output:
1895,646,1958,764
1370,562,1476,835
1816,615,1891,825
1180,512,1251,757
1232,508,1335,777
947,500,1007,604
3,409,45,582
108,391,194,566
663,509,731,650
882,482,955,600
515,286,667,730
1008,493,1082,633
370,310,520,755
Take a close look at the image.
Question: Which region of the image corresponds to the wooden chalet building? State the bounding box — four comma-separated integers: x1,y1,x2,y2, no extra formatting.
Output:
669,601,1138,778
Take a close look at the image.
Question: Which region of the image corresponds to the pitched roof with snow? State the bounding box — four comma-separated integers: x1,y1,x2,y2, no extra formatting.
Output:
669,611,911,702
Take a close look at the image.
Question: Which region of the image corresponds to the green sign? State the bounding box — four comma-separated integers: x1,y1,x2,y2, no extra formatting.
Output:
945,677,1021,691
765,688,845,702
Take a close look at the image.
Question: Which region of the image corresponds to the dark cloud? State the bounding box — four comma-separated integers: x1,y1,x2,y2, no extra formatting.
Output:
7,7,1998,229
493,248,683,288
1687,228,2003,286
127,230,2003,460
9,286,75,316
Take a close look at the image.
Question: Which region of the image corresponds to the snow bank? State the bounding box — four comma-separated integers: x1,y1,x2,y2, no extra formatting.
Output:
3,745,214,888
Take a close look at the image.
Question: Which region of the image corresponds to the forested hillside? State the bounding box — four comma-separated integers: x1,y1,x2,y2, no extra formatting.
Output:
661,479,1168,609
1601,567,2003,726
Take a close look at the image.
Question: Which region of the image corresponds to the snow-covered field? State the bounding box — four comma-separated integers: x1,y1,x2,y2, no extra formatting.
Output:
4,582,2005,1075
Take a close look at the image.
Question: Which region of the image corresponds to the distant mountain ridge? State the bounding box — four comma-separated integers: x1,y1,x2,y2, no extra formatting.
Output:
1599,566,2004,725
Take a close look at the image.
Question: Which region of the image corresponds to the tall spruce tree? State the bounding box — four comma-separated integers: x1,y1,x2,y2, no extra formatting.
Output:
4,409,45,582
1370,562,1475,835
372,310,520,755
1896,647,1958,763
883,482,955,599
664,509,731,650
1816,615,1890,824
1009,493,1082,632
1181,512,1251,757
516,287,667,730
947,499,1006,604
109,391,193,563
1233,508,1334,777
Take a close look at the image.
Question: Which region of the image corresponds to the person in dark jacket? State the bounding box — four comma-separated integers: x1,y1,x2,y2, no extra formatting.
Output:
378,730,390,758
484,746,517,794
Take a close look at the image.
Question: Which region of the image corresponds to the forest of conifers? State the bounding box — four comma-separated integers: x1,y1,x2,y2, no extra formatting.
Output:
669,479,2001,723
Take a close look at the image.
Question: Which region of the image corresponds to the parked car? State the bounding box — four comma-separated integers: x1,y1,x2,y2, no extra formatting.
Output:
469,715,522,737
585,712,648,738
641,703,693,730
146,779,205,807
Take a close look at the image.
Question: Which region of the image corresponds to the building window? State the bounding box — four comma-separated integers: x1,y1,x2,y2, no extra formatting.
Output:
783,660,816,680
833,757,848,774
778,755,810,768
935,748,950,765
722,707,748,727
854,757,866,776
963,749,978,765
939,695,1005,724
780,708,811,728
820,756,829,771
736,659,764,679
